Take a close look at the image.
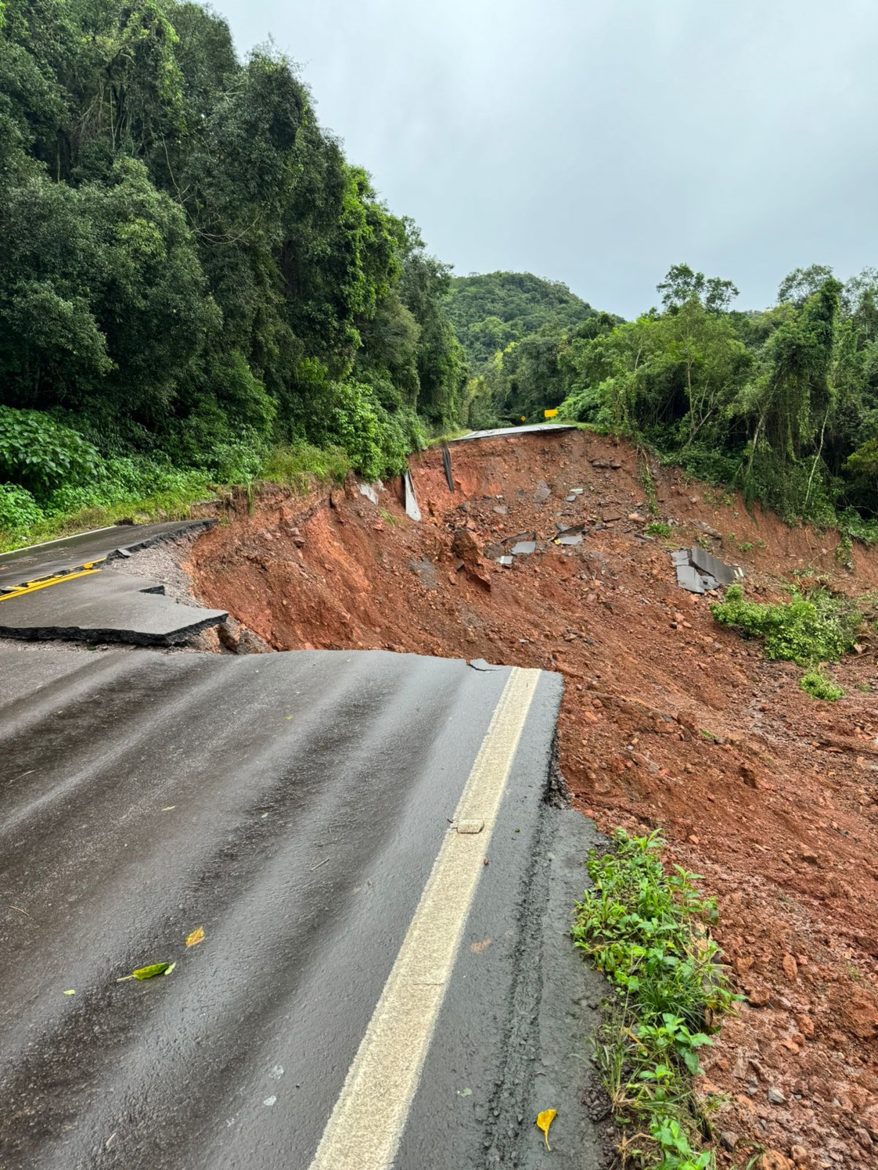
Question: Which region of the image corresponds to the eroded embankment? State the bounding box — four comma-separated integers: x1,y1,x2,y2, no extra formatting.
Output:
189,430,878,1169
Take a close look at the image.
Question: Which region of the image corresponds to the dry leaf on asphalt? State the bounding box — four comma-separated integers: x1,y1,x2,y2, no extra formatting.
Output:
185,926,205,948
536,1108,557,1151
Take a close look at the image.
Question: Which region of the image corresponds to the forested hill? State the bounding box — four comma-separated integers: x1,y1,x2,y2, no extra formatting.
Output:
0,0,466,544
447,272,599,366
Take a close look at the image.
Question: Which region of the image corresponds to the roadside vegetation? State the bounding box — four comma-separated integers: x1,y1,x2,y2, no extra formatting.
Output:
710,584,861,700
573,831,735,1170
4,2,878,562
0,0,464,546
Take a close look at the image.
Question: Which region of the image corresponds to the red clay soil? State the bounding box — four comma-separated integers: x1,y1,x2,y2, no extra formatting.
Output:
189,430,878,1170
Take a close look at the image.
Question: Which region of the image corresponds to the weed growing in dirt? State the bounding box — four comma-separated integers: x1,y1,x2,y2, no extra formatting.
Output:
799,670,845,701
645,521,672,537
573,831,734,1170
638,455,660,517
710,584,860,666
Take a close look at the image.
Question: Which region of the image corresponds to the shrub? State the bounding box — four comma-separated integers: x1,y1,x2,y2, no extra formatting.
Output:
0,407,99,496
799,670,845,701
711,584,859,665
645,521,671,537
0,483,44,537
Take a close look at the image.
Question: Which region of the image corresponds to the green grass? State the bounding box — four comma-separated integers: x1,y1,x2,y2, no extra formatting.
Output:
573,832,734,1170
645,521,672,538
0,441,355,553
259,441,352,492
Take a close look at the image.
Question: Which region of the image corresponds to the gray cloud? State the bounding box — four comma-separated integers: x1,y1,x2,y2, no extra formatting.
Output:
216,0,878,317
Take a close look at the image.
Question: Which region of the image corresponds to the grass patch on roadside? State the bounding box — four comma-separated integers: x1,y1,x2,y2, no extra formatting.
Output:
573,831,735,1170
259,441,352,492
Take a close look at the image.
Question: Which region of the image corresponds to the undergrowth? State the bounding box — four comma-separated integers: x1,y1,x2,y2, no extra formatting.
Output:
573,831,734,1170
710,584,859,666
799,670,845,702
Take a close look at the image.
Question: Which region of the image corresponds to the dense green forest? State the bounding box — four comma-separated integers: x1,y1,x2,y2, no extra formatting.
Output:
456,264,878,531
1,0,876,547
0,0,466,543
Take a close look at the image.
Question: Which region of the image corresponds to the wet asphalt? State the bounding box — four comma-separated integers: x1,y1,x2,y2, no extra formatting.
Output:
0,643,604,1169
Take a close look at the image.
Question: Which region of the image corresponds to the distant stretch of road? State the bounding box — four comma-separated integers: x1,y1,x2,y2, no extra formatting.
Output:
0,643,604,1170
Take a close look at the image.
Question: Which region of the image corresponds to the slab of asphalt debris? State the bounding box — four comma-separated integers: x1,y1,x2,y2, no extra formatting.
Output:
672,546,744,594
0,570,226,646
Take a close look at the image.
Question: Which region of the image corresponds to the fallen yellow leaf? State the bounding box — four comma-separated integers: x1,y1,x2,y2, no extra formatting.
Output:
185,926,205,948
536,1108,557,1151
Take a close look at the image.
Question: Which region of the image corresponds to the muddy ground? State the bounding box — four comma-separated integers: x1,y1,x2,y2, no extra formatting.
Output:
189,430,878,1170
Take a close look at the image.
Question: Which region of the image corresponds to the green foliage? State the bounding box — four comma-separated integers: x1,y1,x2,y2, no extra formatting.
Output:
573,831,733,1170
0,482,43,537
0,0,462,543
799,669,845,701
0,407,99,494
260,442,351,491
645,521,671,537
710,584,859,665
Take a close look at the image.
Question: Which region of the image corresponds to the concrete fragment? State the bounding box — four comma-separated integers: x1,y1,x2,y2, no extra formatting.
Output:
403,471,421,521
556,534,583,547
357,482,379,505
496,556,514,567
510,541,537,556
690,544,744,586
676,564,707,594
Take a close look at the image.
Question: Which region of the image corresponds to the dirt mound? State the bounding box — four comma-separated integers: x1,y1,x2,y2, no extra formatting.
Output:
190,430,878,1169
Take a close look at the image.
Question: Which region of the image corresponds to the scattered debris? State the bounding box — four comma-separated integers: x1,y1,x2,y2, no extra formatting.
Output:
534,480,552,503
556,533,583,547
497,555,514,567
511,540,537,556
672,547,744,593
403,471,421,521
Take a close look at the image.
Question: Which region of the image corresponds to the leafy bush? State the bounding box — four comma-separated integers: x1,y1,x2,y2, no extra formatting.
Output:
645,521,671,537
799,669,845,701
0,483,44,538
308,381,425,480
0,407,99,496
573,831,733,1170
711,584,859,665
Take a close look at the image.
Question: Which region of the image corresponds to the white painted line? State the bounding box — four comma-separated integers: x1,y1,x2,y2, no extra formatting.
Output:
307,666,542,1170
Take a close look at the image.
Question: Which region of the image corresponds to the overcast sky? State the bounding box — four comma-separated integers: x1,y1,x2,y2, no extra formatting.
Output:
217,0,878,319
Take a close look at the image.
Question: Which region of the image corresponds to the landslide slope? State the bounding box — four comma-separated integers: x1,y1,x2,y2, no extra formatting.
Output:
191,429,878,1169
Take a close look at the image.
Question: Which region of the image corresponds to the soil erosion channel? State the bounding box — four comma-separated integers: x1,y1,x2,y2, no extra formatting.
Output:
192,429,878,1169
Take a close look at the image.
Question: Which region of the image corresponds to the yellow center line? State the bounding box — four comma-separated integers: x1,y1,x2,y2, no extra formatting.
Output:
307,665,541,1170
0,567,102,602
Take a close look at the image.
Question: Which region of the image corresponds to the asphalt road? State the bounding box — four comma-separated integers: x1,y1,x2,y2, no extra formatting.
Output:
0,520,214,591
451,424,577,442
0,644,604,1170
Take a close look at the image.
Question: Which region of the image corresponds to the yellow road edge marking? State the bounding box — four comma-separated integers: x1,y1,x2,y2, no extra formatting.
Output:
0,567,101,602
307,665,542,1170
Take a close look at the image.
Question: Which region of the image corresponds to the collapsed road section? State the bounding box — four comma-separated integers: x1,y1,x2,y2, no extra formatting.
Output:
0,521,226,645
0,642,604,1170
